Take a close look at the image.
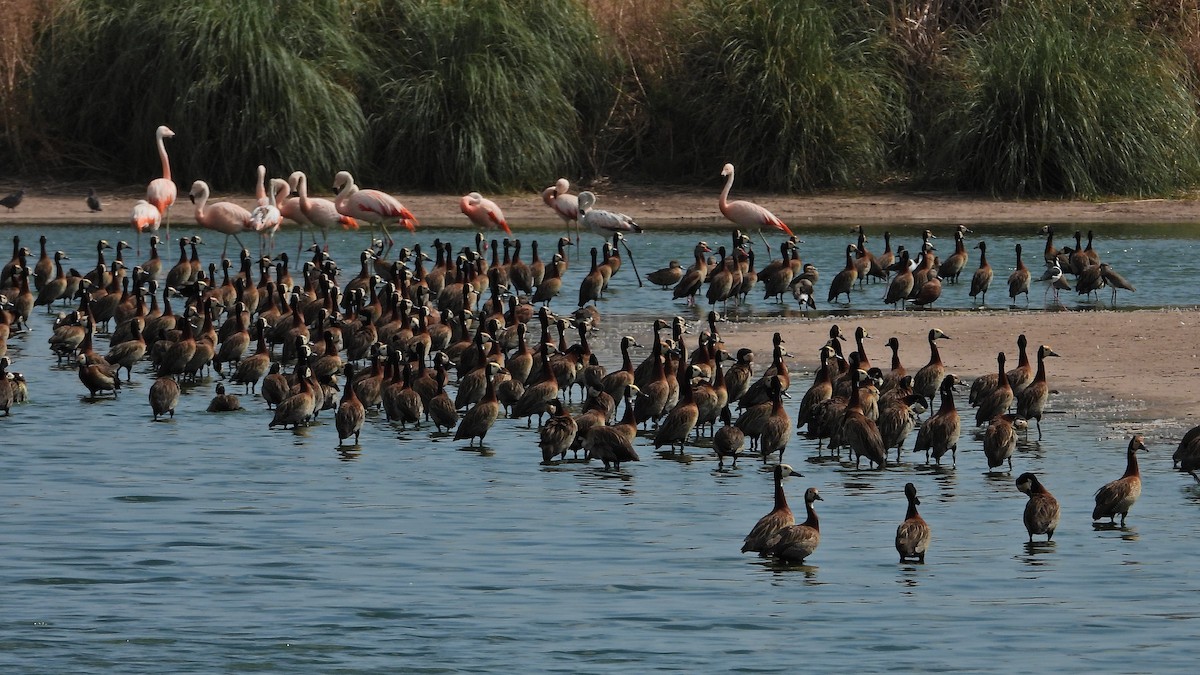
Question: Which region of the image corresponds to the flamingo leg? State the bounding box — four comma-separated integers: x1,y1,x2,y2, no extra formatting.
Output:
618,237,643,288
758,230,772,253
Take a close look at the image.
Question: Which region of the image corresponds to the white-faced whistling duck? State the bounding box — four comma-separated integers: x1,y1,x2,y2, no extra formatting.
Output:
1007,243,1030,304
207,383,242,412
455,362,503,446
827,244,858,304
577,247,604,307
877,379,926,462
969,240,992,305
34,251,70,312
77,352,120,397
937,227,969,283
269,364,317,429
335,363,365,446
1016,472,1060,542
672,241,712,306
1015,344,1059,439
759,241,795,302
1093,436,1147,526
912,328,951,401
842,369,887,469
584,389,641,470
763,487,822,564
757,377,792,461
914,374,962,465
261,362,288,410
909,270,942,308
149,375,179,419
1172,425,1200,482
879,337,906,394
974,352,1014,428
539,399,578,463
883,249,914,309
723,347,754,406
983,413,1027,473
896,482,931,563
714,406,745,469
742,463,803,554
655,342,700,453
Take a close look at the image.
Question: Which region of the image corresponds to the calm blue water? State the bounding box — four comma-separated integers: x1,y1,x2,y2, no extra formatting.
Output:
2,219,1199,673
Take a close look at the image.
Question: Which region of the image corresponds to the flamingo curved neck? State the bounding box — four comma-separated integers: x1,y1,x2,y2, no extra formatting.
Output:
157,131,171,181
718,168,735,216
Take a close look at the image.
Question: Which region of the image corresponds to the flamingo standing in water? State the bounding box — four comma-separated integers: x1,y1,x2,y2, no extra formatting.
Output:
542,178,579,243
145,125,177,243
250,179,283,257
718,163,793,250
129,199,161,256
292,171,358,253
272,175,311,265
460,192,511,235
577,191,644,286
332,170,417,255
188,180,252,258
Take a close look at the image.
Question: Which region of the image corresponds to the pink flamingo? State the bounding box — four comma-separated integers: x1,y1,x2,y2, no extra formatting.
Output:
188,180,252,258
292,171,358,252
254,165,270,207
332,170,416,254
251,179,283,257
129,199,161,256
718,163,793,250
541,177,579,242
274,174,312,264
460,192,511,236
145,125,177,243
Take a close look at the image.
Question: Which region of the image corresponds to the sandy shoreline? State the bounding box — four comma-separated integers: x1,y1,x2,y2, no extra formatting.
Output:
720,308,1199,429
3,184,1200,227
3,190,1199,429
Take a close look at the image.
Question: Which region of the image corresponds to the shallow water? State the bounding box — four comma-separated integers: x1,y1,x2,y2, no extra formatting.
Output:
2,221,1199,672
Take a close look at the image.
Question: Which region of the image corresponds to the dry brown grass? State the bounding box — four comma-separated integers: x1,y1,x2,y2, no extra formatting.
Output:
0,0,59,161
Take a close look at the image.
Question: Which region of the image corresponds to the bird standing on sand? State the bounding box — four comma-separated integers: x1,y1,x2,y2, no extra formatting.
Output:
86,189,102,212
1,190,24,212
460,192,511,236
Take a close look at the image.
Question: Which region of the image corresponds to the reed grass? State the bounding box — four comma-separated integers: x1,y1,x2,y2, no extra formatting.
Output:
928,0,1200,196
0,0,59,169
357,0,616,191
660,0,903,191
32,0,367,188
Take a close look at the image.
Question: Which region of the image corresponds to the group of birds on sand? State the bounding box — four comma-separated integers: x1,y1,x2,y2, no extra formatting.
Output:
0,125,1188,569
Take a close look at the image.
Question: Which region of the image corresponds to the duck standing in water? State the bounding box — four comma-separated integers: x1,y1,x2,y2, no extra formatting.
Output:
1016,472,1060,542
895,482,931,563
1093,436,1147,526
763,487,823,564
741,464,803,554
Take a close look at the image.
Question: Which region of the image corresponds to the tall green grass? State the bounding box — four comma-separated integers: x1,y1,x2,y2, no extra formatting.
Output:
659,0,903,190
928,0,1200,196
356,0,617,191
33,0,367,188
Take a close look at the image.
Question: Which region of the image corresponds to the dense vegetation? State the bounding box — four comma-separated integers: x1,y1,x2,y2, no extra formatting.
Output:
3,0,1199,197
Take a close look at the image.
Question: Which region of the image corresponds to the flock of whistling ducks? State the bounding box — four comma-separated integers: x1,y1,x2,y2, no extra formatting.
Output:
0,126,1194,568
